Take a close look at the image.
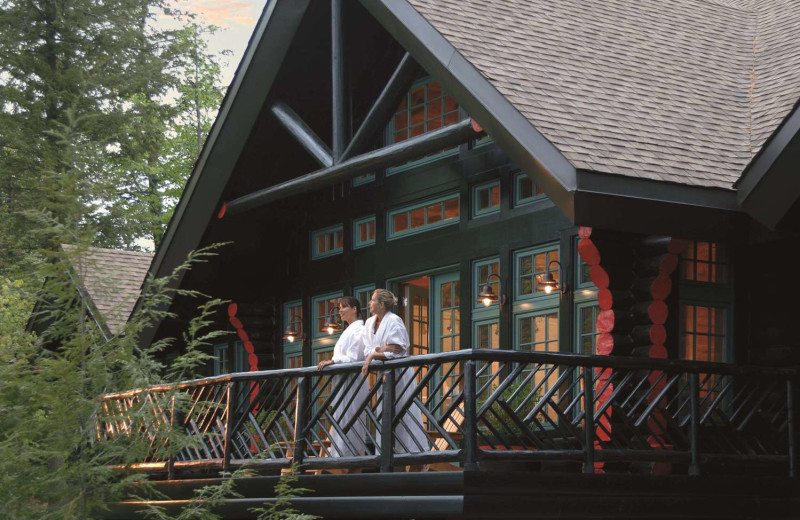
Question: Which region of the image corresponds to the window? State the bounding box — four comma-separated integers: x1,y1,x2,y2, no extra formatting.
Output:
514,245,560,301
388,193,460,239
283,300,303,346
312,292,342,338
514,171,545,207
311,225,343,260
473,257,500,311
682,241,727,283
576,303,600,355
285,352,303,369
387,77,460,172
353,216,376,249
474,319,500,392
354,284,374,322
517,311,559,354
681,304,726,363
352,173,375,187
213,341,245,375
213,344,229,376
472,181,501,217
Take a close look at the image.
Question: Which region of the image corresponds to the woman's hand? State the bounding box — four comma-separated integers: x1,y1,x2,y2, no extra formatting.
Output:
375,344,403,354
361,353,375,374
317,359,334,371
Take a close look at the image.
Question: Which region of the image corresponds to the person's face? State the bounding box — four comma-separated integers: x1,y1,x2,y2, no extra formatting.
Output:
339,302,357,324
369,293,381,315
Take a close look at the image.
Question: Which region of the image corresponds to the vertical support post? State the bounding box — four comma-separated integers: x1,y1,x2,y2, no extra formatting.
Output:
463,360,479,471
583,366,595,474
331,0,345,161
381,369,395,472
689,373,700,476
167,393,175,480
293,376,310,468
223,382,234,472
788,379,796,478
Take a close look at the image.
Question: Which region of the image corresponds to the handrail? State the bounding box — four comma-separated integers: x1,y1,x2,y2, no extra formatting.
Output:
97,349,798,478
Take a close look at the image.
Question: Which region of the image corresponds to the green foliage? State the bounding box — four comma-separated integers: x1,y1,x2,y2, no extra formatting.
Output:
478,379,543,438
250,465,319,520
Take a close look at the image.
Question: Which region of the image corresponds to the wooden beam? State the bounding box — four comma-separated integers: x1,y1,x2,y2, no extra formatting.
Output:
270,102,333,168
226,118,483,215
331,0,345,161
341,52,421,162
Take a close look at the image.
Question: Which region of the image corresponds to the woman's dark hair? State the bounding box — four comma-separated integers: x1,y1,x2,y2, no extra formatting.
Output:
340,296,361,316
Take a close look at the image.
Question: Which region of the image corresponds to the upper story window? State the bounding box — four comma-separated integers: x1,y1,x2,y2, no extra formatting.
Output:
312,292,342,339
311,225,343,260
388,193,460,240
514,171,545,207
387,77,460,173
514,244,560,301
354,284,375,322
682,241,727,284
473,181,501,217
353,216,376,249
473,257,500,311
283,300,303,346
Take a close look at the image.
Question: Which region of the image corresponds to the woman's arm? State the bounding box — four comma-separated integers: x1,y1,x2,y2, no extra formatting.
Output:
361,344,404,373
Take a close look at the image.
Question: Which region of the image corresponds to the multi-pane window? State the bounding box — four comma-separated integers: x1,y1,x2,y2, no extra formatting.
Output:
311,225,344,259
682,241,727,283
213,344,229,376
577,304,600,355
390,78,459,143
473,181,500,217
474,258,500,310
283,300,303,345
681,305,726,363
514,171,545,207
354,285,375,322
312,292,342,338
353,216,376,249
286,353,303,369
515,245,560,300
518,311,559,354
213,341,245,375
388,193,460,239
475,320,500,391
409,294,430,357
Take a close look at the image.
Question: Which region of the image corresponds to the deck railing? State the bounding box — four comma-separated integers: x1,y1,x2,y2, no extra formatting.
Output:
97,350,798,477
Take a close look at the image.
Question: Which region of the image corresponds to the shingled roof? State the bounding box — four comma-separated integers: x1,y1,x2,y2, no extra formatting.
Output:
62,245,153,336
407,0,800,189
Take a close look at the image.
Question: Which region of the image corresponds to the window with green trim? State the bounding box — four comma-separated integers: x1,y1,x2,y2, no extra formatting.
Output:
213,341,245,375
576,303,600,355
514,171,545,206
352,173,375,187
472,181,500,217
354,284,374,322
213,344,229,375
283,300,303,346
514,245,560,301
474,319,500,391
387,77,460,172
311,225,343,259
312,292,342,338
388,193,460,239
681,304,726,363
353,216,376,249
516,310,560,421
682,241,728,284
285,352,303,370
473,257,500,311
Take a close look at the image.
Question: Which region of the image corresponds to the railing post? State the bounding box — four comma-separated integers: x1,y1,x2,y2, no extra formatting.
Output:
583,366,595,474
788,379,796,478
293,376,310,468
689,373,700,476
167,393,175,480
381,369,395,473
223,382,234,472
463,359,478,471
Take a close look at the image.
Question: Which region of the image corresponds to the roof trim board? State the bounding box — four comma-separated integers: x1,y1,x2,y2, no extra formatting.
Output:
736,100,800,229
359,0,578,220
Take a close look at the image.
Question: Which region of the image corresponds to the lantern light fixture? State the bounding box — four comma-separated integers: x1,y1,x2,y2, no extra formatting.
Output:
537,260,568,296
476,273,506,311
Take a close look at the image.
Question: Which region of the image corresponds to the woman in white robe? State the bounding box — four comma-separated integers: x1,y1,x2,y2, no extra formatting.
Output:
361,289,428,455
317,296,368,457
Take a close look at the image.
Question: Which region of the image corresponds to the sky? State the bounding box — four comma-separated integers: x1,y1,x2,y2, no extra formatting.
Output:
170,0,268,85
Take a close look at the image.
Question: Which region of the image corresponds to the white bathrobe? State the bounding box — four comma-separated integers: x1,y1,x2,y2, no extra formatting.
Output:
363,312,428,454
327,319,368,457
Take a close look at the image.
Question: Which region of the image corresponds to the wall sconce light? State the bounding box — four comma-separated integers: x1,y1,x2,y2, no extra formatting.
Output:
282,327,301,343
323,302,342,335
477,273,506,311
537,260,568,296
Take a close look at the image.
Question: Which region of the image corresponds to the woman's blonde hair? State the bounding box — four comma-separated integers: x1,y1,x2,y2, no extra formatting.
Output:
372,289,398,310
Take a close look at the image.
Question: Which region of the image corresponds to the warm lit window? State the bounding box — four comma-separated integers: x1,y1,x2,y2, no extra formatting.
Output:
475,319,500,391
518,311,559,354
285,353,303,369
390,78,459,143
388,193,460,239
473,181,501,217
312,292,342,338
577,304,600,356
682,241,727,283
514,171,545,206
311,225,343,259
353,216,376,249
681,305,726,363
474,258,500,310
514,245,560,300
354,285,374,322
283,300,303,345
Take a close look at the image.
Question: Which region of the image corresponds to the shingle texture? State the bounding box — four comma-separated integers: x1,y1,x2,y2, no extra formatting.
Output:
62,245,153,335
408,0,800,188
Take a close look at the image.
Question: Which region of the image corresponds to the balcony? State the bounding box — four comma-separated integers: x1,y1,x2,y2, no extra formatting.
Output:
96,350,799,519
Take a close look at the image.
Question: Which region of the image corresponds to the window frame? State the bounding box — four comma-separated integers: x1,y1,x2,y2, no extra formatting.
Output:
311,291,343,341
352,215,377,249
387,192,461,240
283,300,303,348
514,171,546,207
513,243,561,305
311,224,344,260
354,284,375,323
679,301,730,364
473,257,501,314
472,180,501,218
